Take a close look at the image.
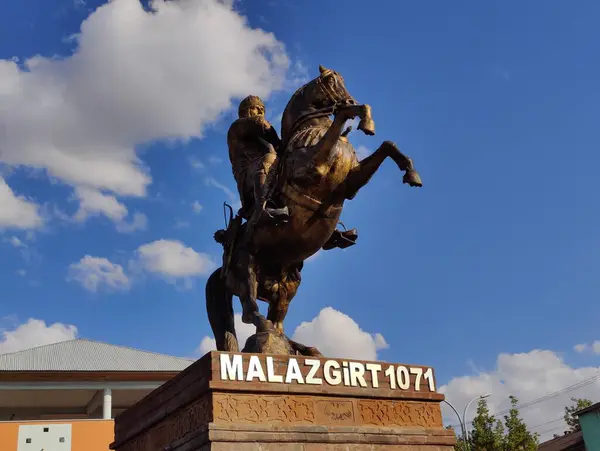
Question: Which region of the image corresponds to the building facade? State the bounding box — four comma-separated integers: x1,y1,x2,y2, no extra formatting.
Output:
577,401,600,451
0,339,194,451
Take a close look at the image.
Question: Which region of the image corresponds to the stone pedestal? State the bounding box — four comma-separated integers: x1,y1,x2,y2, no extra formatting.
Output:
110,352,456,451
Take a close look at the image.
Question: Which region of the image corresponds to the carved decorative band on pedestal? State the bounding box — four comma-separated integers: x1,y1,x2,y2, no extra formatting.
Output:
116,394,211,451
212,393,442,429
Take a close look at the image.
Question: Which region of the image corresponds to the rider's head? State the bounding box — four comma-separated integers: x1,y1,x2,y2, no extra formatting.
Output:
238,95,265,119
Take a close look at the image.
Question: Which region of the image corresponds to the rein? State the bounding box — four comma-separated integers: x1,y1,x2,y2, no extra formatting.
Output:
283,106,334,149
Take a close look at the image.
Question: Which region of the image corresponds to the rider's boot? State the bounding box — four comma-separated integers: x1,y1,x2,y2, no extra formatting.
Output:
322,228,358,250
252,170,289,227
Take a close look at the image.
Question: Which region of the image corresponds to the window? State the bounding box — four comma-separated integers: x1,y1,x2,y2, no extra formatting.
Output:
43,427,49,432
25,438,31,444
59,437,65,443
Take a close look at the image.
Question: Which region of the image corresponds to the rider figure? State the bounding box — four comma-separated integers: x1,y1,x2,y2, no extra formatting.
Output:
223,95,358,251
228,95,289,233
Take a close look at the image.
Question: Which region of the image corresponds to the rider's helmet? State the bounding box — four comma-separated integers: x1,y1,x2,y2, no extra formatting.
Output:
238,95,265,118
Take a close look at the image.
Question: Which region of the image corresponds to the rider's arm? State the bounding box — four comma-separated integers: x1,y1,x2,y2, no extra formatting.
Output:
265,125,282,151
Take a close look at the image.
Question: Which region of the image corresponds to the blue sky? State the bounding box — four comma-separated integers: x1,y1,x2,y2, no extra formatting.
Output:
2,0,600,438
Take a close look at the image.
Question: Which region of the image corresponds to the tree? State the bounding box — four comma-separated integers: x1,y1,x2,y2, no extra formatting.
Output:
455,435,469,451
564,397,593,432
502,395,539,451
469,398,504,451
493,420,505,447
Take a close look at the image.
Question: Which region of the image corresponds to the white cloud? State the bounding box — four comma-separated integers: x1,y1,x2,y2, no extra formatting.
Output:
135,239,216,279
115,212,147,233
355,145,372,159
0,318,78,354
205,177,237,203
0,177,43,229
189,157,206,172
440,348,600,441
71,187,147,232
192,201,203,214
572,340,600,355
197,336,217,355
0,0,290,223
3,236,26,248
68,240,215,292
67,255,130,292
292,307,389,360
197,313,264,355
73,187,127,222
4,234,41,267
174,220,191,229
198,308,387,360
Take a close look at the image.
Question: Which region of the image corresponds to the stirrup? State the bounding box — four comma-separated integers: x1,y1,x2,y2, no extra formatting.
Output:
263,205,290,227
337,228,358,249
264,205,289,218
322,228,358,250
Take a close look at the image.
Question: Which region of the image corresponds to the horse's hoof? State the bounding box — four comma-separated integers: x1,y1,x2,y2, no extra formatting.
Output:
242,310,262,326
358,117,375,136
257,318,275,333
224,331,240,353
304,347,323,357
403,170,422,187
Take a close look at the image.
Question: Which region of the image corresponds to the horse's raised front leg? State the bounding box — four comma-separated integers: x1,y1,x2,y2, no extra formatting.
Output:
343,141,422,200
313,103,375,167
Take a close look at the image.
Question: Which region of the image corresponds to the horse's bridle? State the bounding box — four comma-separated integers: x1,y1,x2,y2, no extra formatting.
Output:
284,72,355,145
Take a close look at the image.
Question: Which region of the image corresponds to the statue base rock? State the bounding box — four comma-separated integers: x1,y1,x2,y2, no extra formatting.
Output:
110,352,456,451
242,330,294,355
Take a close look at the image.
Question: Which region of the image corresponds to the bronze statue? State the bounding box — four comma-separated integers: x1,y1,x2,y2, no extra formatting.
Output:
207,65,422,356
224,94,358,253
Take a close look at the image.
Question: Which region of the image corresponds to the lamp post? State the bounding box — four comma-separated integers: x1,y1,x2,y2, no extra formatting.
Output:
463,393,491,449
442,399,467,444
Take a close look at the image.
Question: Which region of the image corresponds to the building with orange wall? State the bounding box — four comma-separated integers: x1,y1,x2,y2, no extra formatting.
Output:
0,339,194,451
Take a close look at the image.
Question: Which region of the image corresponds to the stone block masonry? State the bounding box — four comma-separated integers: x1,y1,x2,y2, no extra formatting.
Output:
110,352,456,451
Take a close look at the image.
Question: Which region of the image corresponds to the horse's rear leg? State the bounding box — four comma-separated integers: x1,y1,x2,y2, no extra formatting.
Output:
239,252,273,332
206,268,239,352
343,141,422,200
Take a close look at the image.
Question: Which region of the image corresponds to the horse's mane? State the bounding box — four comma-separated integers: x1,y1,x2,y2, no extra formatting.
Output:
280,68,346,145
280,79,312,144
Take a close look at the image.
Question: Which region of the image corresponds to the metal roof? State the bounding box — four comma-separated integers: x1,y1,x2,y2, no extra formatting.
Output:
538,430,584,451
0,339,195,372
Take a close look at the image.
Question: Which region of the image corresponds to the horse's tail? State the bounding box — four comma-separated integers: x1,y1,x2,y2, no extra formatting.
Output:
205,268,239,352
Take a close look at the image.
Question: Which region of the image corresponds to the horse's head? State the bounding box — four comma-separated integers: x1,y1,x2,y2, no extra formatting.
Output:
281,65,355,143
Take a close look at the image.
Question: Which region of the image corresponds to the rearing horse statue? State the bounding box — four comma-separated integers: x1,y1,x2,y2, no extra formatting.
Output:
206,65,422,355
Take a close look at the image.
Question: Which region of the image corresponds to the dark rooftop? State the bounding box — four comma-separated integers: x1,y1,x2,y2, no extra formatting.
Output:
538,430,584,451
